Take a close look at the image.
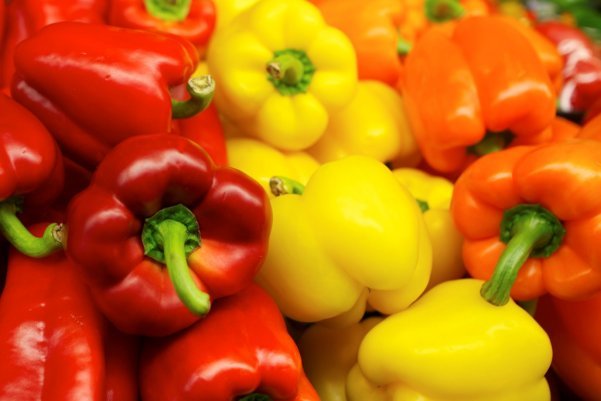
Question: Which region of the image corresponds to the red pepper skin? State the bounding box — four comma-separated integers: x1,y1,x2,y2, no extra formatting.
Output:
0,224,139,401
0,0,107,91
11,21,201,170
108,0,216,50
65,134,271,336
535,20,601,114
140,284,319,401
172,103,228,166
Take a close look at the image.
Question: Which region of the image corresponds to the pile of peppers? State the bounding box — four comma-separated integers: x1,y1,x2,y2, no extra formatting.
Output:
0,0,600,400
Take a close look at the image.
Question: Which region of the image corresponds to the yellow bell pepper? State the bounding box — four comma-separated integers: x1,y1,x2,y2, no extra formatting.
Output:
212,0,260,30
306,80,420,165
392,168,465,290
255,155,432,325
346,279,553,401
298,317,383,401
206,0,358,151
226,137,320,197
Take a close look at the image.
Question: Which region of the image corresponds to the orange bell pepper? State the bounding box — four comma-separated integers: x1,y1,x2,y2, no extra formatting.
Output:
401,15,557,174
579,111,601,140
452,139,601,305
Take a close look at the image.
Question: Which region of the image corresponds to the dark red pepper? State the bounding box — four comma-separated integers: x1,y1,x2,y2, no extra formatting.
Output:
140,284,319,401
0,224,139,401
65,134,271,336
11,21,214,170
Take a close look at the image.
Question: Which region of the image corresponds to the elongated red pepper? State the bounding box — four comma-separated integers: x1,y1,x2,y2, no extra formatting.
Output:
66,134,271,336
0,225,139,401
11,21,214,170
0,0,107,91
0,93,64,257
108,0,216,51
140,284,319,401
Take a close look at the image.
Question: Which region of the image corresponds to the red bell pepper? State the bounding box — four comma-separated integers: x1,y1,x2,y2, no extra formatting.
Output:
140,284,319,401
0,0,108,91
0,224,139,401
11,21,214,171
0,93,64,257
108,0,216,52
65,134,271,336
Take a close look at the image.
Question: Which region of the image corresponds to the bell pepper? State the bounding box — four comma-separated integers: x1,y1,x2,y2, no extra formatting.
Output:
392,168,465,290
0,0,107,91
108,0,216,52
401,15,557,174
0,93,64,258
580,109,601,139
140,284,319,401
11,21,214,170
451,139,601,305
255,155,432,325
346,279,552,401
535,293,601,400
206,0,358,151
298,317,382,401
306,80,420,166
535,20,601,114
0,225,139,401
226,137,320,197
65,134,271,336
212,0,259,30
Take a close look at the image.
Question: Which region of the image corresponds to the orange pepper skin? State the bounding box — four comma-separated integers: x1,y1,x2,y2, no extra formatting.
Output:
580,111,601,140
402,16,556,174
452,139,601,302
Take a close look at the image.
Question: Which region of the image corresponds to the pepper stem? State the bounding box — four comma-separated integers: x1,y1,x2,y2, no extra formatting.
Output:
481,204,565,306
172,75,215,119
0,198,63,257
141,204,210,316
468,131,514,156
397,37,413,55
269,176,305,196
237,394,272,401
267,54,304,86
266,49,315,96
416,199,430,213
425,0,465,22
144,0,192,22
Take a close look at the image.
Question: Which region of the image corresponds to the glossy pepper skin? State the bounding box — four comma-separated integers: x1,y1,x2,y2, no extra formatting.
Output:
0,0,107,91
0,225,139,401
307,80,419,166
401,15,557,174
452,139,601,305
108,0,216,51
206,0,357,151
0,94,64,258
256,156,432,325
11,21,214,171
65,134,271,336
536,293,601,400
140,284,319,401
346,279,552,401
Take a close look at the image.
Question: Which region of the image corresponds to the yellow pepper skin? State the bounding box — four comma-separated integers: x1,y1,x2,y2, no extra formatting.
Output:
212,0,260,30
206,0,358,151
226,137,320,197
298,317,383,401
392,168,465,290
255,155,432,324
307,81,419,165
346,279,552,401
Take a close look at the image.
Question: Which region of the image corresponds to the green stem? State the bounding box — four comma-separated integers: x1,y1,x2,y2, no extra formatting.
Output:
0,199,63,257
468,131,514,156
266,49,315,96
267,54,304,86
416,199,430,213
425,0,465,22
397,37,413,56
144,0,192,22
172,75,215,119
269,176,305,196
481,204,565,306
238,394,272,401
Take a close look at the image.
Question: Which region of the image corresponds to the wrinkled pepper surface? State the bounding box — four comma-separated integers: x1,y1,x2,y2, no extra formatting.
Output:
402,15,557,174
307,80,419,166
452,139,601,304
140,284,319,401
12,21,214,170
65,134,271,336
256,155,432,325
207,0,357,151
347,279,552,401
0,94,64,257
0,226,139,401
108,0,216,51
